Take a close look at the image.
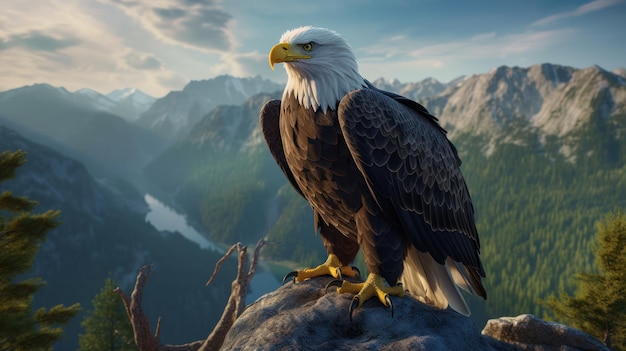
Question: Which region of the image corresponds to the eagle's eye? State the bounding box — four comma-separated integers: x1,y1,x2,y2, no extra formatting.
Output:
302,43,313,51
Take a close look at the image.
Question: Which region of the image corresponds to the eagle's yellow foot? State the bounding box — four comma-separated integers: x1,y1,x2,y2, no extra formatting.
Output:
334,273,404,321
282,254,360,284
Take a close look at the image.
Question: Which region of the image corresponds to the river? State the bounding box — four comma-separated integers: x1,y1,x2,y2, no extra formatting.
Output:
143,193,280,303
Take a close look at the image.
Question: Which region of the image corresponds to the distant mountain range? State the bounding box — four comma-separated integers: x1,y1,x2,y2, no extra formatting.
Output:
137,75,282,142
423,64,626,158
0,83,164,183
76,86,156,122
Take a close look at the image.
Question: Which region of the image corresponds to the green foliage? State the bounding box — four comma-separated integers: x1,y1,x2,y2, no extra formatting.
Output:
452,130,626,321
263,184,324,265
78,277,137,351
542,212,626,350
0,150,81,351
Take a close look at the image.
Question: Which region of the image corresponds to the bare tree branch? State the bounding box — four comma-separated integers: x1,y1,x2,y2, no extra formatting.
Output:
115,265,203,351
116,239,267,351
206,243,241,287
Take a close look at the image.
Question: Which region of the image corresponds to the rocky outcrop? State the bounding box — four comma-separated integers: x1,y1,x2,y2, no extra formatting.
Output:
483,314,609,351
221,277,608,351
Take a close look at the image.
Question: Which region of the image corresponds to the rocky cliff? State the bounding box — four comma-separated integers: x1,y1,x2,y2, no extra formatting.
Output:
221,277,608,351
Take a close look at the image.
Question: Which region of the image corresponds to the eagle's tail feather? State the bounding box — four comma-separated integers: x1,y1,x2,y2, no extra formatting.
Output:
448,258,487,299
400,247,471,316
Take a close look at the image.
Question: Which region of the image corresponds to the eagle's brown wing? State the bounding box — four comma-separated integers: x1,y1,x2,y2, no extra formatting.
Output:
338,88,486,305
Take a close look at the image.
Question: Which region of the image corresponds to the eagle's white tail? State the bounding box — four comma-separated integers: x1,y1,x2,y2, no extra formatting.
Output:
400,247,472,316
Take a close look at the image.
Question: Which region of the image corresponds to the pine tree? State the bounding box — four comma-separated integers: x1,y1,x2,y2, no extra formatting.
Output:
78,277,137,351
544,211,626,350
0,149,82,351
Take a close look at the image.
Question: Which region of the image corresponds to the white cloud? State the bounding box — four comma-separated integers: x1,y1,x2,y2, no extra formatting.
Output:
125,51,164,70
0,1,189,96
99,0,238,53
356,29,573,82
532,0,625,26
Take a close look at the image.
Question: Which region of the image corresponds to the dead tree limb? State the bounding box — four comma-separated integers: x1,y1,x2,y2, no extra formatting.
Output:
114,265,202,351
201,238,266,350
116,238,267,351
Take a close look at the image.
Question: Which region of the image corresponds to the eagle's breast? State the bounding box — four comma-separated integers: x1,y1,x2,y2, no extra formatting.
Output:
280,93,365,236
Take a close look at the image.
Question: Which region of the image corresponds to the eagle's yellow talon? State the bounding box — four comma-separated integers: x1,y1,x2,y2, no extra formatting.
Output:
286,254,358,283
338,273,404,319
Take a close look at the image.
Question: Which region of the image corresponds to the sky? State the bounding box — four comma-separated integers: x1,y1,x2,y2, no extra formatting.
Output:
1,0,625,98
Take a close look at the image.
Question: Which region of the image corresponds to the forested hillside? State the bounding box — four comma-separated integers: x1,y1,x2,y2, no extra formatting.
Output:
457,133,626,319
0,127,235,350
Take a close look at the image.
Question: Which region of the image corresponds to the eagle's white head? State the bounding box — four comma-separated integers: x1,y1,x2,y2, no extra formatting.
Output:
269,26,367,113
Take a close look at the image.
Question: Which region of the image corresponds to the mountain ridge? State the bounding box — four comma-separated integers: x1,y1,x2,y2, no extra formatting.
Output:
137,75,282,142
413,63,626,159
0,83,166,183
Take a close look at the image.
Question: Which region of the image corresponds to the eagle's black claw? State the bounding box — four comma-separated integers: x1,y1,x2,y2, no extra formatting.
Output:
325,279,343,293
349,297,359,322
385,295,394,318
282,271,298,285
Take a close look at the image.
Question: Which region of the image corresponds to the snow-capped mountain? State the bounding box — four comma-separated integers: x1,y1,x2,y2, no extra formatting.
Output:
74,86,155,121
75,87,118,111
371,76,450,100
106,87,156,121
137,75,282,142
0,83,166,182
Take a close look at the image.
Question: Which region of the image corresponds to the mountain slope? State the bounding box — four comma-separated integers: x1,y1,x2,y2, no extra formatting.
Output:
0,126,235,350
370,76,450,100
106,87,156,121
143,91,295,248
423,63,626,158
0,83,166,183
137,75,282,142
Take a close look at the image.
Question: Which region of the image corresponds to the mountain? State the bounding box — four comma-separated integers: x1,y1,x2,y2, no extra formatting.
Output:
0,126,235,350
143,91,288,246
0,83,166,183
74,87,155,121
137,75,282,143
422,63,626,158
106,87,157,121
370,76,450,100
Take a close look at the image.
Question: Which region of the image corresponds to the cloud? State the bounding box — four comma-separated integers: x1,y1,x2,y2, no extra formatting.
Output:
532,0,625,26
356,29,574,81
125,51,163,70
360,30,559,66
0,30,81,52
101,0,236,53
0,1,186,97
209,50,270,78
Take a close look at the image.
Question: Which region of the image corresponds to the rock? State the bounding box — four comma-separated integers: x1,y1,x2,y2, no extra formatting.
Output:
482,314,609,351
221,277,608,350
221,277,516,350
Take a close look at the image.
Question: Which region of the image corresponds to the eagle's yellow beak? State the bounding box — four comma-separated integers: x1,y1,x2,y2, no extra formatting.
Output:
269,43,311,70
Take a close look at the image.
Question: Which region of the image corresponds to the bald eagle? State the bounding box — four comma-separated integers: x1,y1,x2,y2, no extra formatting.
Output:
261,26,486,317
